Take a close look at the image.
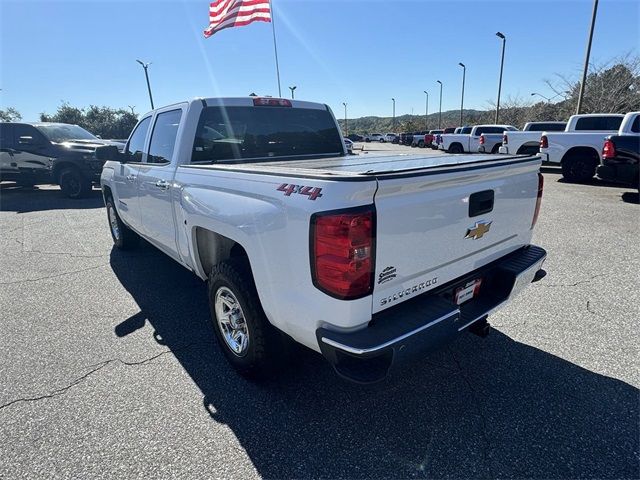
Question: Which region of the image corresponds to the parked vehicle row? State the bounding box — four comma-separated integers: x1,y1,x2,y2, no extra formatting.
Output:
440,125,518,154
0,122,124,198
97,96,547,383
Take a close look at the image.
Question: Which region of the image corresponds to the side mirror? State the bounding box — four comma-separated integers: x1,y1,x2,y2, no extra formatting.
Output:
95,145,124,162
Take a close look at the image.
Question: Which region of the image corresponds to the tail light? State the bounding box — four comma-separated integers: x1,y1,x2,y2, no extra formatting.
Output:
253,97,292,107
540,135,548,149
479,135,485,145
503,133,508,145
602,139,616,159
531,173,544,229
311,207,375,299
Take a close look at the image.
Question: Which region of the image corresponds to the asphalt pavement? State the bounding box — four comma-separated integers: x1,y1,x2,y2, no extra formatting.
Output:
0,151,638,479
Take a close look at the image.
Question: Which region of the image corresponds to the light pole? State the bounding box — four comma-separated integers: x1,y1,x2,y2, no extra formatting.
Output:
392,98,396,130
423,91,429,131
436,80,443,129
136,59,154,110
576,0,599,114
458,62,466,127
531,92,551,102
289,85,297,99
342,102,348,136
495,32,506,123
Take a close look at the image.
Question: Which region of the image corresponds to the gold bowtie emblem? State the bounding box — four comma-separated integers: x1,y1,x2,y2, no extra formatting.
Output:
465,221,492,240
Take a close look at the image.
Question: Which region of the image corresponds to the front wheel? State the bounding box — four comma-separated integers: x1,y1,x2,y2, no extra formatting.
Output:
59,168,92,198
208,259,288,378
562,157,596,183
106,197,139,250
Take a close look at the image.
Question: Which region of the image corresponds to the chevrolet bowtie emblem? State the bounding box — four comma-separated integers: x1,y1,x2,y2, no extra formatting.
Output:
465,221,492,240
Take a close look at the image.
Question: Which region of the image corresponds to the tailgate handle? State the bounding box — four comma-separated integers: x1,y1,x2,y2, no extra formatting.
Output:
469,190,494,217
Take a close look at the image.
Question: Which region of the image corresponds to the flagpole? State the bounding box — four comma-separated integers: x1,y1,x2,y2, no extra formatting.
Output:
269,0,282,97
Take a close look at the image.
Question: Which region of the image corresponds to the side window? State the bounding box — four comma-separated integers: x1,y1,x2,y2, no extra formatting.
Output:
0,124,12,148
13,125,47,150
147,109,183,164
474,128,485,136
631,116,640,133
125,116,152,163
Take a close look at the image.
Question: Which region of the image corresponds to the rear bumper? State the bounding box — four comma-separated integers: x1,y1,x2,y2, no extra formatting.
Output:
317,245,547,383
499,146,509,154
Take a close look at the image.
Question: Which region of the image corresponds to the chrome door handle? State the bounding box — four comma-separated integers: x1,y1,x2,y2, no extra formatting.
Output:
126,174,136,182
155,180,170,190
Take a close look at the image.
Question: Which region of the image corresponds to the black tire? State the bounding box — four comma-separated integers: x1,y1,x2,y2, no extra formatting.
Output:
365,138,371,143
105,196,139,250
491,144,501,154
59,167,92,198
418,140,425,148
562,156,597,183
449,143,463,154
208,258,288,378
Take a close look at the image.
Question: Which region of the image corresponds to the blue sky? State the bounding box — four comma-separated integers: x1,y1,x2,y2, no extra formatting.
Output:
1,0,638,122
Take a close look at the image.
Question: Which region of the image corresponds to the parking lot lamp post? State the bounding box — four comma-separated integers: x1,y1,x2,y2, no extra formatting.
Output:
135,59,154,110
458,63,466,127
423,91,429,131
531,92,551,102
289,85,297,99
576,0,599,114
495,32,506,123
436,80,442,129
342,102,348,136
392,98,396,130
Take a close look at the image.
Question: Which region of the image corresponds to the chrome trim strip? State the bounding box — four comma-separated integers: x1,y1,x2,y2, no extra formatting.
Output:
321,310,459,355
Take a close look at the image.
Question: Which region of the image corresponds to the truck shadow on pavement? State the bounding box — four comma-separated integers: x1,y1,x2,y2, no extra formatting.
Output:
110,243,638,479
0,183,104,213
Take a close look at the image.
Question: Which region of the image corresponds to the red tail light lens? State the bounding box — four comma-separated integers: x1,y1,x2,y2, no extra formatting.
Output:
479,135,485,145
503,133,508,145
311,207,375,299
252,98,292,107
540,135,548,149
531,173,544,229
602,139,616,159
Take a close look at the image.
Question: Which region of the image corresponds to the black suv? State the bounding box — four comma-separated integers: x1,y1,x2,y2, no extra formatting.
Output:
0,122,124,198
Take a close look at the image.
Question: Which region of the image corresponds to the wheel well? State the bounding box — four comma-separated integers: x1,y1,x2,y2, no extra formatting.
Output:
561,147,599,165
516,143,541,155
52,162,81,183
449,142,463,151
102,185,113,204
194,227,248,277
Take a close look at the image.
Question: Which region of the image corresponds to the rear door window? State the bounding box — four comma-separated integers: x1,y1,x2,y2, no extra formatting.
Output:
147,109,182,164
125,116,152,163
630,116,639,133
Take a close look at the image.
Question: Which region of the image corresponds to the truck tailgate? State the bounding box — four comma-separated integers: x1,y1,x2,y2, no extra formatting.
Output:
372,156,541,313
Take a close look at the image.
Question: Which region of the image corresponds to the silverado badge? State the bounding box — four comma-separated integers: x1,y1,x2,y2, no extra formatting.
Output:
465,221,492,240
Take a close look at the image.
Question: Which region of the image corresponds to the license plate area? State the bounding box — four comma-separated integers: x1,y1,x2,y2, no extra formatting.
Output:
454,279,482,305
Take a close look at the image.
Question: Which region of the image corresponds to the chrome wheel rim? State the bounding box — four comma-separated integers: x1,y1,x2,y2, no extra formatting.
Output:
108,205,120,241
214,287,249,357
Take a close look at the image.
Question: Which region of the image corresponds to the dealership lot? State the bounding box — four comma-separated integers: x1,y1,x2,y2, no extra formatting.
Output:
0,153,638,478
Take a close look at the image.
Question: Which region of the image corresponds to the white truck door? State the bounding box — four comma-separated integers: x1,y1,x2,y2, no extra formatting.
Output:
136,108,184,255
113,116,152,232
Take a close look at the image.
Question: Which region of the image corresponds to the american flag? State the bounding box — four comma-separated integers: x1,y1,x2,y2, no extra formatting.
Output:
204,0,272,38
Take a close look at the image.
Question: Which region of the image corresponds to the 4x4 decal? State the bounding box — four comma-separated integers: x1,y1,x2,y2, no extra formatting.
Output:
277,183,323,201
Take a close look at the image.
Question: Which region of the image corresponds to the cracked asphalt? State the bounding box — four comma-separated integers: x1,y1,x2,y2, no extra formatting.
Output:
0,164,638,479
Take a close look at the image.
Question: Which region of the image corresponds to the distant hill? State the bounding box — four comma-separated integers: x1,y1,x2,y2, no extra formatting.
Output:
337,109,492,134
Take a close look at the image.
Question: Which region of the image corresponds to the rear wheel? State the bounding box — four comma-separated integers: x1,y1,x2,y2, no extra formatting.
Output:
106,197,139,250
418,140,425,148
59,167,91,198
208,259,288,378
449,144,463,154
562,156,597,183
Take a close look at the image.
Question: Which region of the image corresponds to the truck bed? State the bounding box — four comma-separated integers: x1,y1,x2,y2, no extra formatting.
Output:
187,153,539,179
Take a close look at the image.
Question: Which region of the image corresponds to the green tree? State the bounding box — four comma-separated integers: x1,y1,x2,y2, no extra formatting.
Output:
0,107,22,122
40,103,139,139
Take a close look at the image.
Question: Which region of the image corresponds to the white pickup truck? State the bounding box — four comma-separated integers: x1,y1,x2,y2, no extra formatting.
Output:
498,121,566,156
441,124,518,154
538,113,625,182
98,97,547,383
